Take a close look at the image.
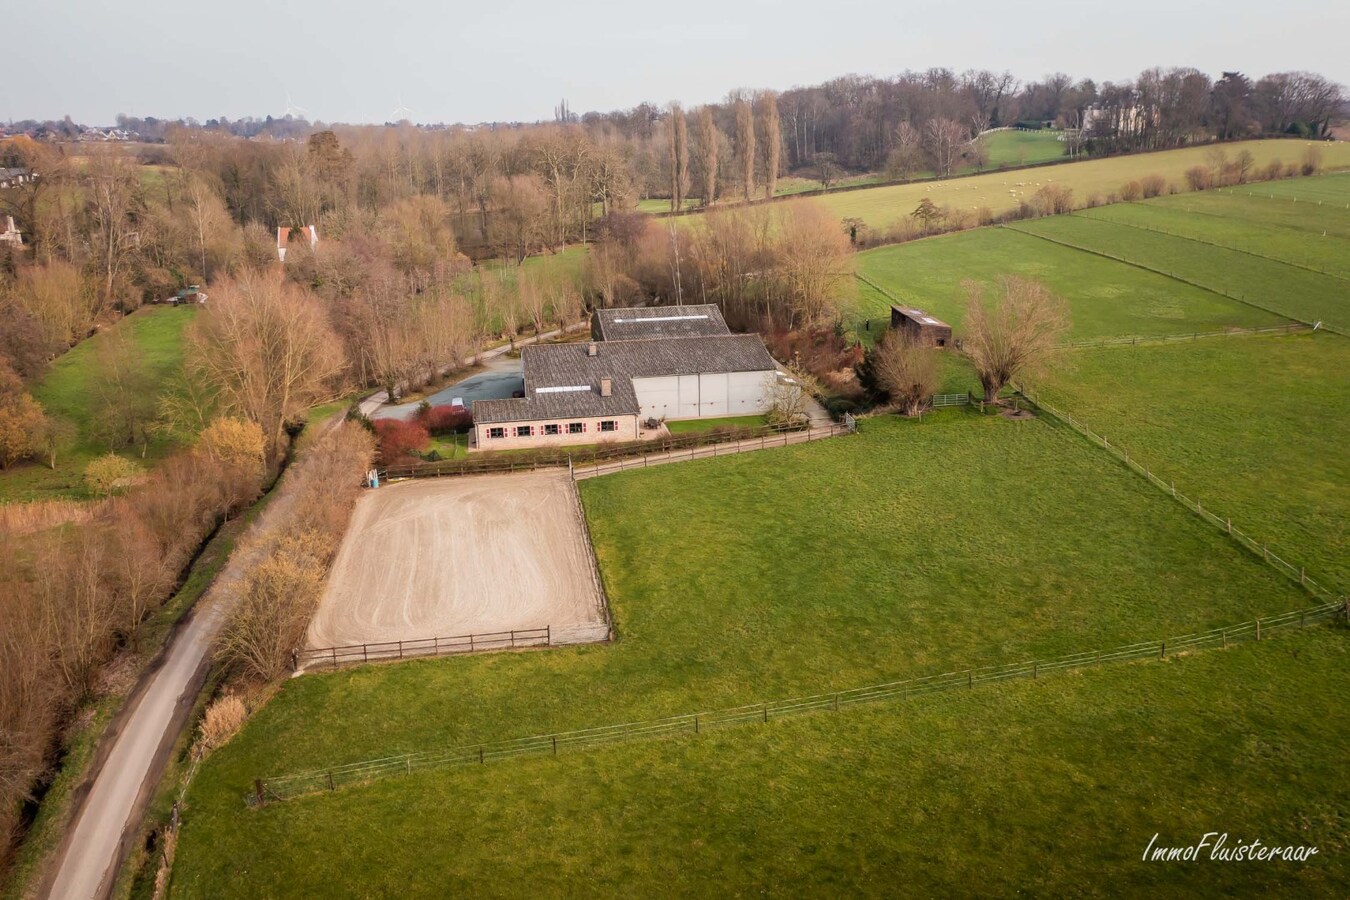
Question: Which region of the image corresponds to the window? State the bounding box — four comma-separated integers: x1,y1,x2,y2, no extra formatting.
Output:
544,423,560,436
567,422,585,435
487,427,505,440
600,420,618,433
514,425,534,438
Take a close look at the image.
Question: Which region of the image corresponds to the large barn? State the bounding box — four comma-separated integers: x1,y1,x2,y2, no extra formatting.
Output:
472,306,779,450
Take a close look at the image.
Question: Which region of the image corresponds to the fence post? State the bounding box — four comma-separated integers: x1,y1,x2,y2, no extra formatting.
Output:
1300,567,1306,585
479,747,484,764
695,715,700,733
255,779,266,807
1222,629,1227,649
1160,641,1165,659
1256,618,1261,640
327,771,335,791
1033,663,1038,679
763,704,768,723
552,736,557,756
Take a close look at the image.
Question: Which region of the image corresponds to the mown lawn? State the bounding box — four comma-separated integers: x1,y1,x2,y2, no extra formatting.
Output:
1149,178,1350,240
1,305,196,502
809,139,1350,231
855,227,1286,340
665,414,768,433
1040,332,1350,588
169,412,1317,891
170,625,1348,898
980,128,1069,167
1012,212,1349,331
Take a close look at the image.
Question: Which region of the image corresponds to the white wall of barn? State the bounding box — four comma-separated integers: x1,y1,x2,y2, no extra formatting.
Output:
633,370,775,421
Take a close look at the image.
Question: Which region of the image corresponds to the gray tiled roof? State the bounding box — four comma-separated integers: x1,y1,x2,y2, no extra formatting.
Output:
592,304,729,341
474,334,778,425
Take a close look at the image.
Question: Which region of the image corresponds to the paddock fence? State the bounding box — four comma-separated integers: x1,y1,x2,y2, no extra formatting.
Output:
1052,322,1314,351
1015,384,1345,603
1003,224,1348,337
376,419,845,483
249,598,1347,806
295,627,553,672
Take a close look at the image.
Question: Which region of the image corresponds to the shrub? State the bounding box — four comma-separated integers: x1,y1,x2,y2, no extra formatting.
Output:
373,418,429,463
1140,174,1166,198
1032,184,1074,216
1262,160,1283,181
199,694,248,752
1185,166,1211,191
1302,146,1323,176
1120,181,1142,201
417,404,473,435
199,417,266,475
0,364,46,470
84,453,141,496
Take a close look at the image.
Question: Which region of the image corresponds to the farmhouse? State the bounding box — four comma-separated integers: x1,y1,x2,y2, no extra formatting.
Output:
0,168,36,190
890,305,953,347
473,307,779,450
276,225,319,262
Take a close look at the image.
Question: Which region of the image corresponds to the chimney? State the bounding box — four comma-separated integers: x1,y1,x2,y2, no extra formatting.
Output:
600,378,612,397
587,342,598,357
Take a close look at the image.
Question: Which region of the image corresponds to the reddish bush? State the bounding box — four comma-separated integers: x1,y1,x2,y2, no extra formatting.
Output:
373,418,429,462
415,405,473,436
764,327,865,401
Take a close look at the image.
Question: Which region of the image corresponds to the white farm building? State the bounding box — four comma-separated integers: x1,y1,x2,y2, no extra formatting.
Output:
472,305,779,450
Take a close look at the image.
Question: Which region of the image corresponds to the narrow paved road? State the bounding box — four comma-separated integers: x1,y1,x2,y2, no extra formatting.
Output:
41,452,308,899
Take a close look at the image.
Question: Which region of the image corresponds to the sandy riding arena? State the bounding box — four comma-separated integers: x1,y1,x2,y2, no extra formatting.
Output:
306,472,608,650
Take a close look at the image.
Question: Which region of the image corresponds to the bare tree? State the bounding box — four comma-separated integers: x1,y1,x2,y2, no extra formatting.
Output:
695,106,719,206
757,90,781,199
669,103,689,211
924,118,968,177
734,95,756,201
962,276,1070,402
188,271,345,457
872,332,940,416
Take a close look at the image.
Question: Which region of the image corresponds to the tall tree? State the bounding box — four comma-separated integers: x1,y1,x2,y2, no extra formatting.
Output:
757,90,781,200
695,106,719,206
734,95,756,202
669,103,689,212
961,276,1069,402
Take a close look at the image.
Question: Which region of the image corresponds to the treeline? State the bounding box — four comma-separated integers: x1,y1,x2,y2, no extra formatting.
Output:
0,419,268,853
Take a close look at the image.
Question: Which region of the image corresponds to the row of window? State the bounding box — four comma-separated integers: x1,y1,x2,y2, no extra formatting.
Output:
486,420,619,440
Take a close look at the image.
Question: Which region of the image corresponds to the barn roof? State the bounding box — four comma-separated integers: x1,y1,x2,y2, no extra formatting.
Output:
890,305,951,328
592,304,730,341
474,334,777,424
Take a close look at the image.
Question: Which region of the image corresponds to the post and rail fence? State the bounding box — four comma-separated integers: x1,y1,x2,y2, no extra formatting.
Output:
1014,384,1345,604
252,598,1347,806
375,418,856,485
294,627,552,672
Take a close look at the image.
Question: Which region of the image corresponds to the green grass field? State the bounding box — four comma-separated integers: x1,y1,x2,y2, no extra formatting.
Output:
664,414,767,433
169,625,1347,898
1039,333,1350,589
1,305,196,502
806,139,1350,232
165,410,1326,894
855,227,1287,341
1012,213,1349,331
979,128,1069,168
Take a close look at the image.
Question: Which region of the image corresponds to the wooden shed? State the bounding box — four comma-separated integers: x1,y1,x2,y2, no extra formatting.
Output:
890,305,953,348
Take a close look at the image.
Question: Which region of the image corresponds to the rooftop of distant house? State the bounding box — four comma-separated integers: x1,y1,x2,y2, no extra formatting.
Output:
591,304,731,341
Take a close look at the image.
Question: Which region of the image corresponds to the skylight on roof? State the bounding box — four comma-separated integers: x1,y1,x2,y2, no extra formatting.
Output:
611,315,710,323
535,385,593,394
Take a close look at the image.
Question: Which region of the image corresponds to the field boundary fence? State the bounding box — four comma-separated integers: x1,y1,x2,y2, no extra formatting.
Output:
295,627,553,672
1073,211,1350,283
1015,384,1346,603
1003,224,1348,337
1052,322,1313,351
377,419,845,483
572,421,855,480
250,598,1347,805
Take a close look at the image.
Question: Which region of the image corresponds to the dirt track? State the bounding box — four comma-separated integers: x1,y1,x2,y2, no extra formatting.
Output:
307,472,607,648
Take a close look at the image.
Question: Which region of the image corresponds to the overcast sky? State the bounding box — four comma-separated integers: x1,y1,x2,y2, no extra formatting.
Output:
6,0,1347,125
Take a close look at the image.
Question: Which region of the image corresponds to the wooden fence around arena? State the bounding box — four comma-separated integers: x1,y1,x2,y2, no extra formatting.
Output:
251,598,1348,805
295,627,552,672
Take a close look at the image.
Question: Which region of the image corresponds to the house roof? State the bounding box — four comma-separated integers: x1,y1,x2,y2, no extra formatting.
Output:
474,334,778,425
592,304,730,341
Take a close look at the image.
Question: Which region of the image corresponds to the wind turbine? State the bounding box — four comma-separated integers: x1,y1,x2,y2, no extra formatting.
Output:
283,92,309,120
391,94,414,122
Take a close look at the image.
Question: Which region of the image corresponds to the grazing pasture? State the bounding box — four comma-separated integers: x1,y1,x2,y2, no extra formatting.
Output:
170,625,1347,898
806,139,1350,231
1013,214,1350,331
1038,333,1350,588
2,305,196,502
855,227,1287,340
